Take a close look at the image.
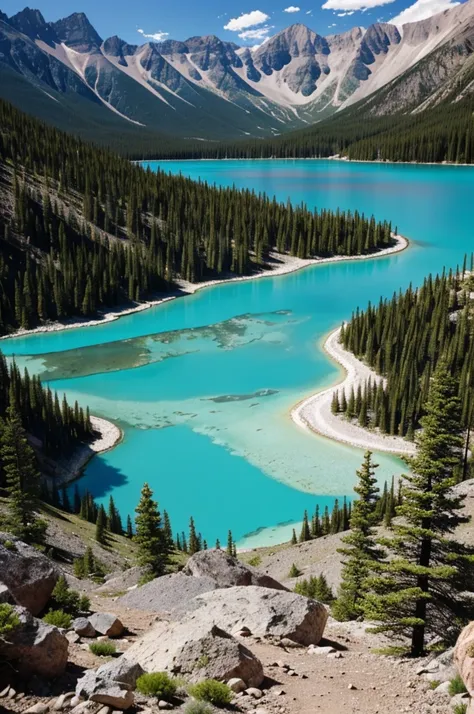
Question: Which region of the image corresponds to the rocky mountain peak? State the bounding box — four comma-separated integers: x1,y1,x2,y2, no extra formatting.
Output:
8,6,57,44
53,11,102,52
102,34,137,64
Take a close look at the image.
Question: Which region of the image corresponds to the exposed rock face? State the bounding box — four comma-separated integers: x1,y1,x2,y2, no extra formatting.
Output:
455,621,474,694
118,572,219,614
0,607,68,678
122,619,264,686
0,533,60,615
52,12,102,52
183,549,288,591
185,586,328,646
88,613,124,637
76,659,144,710
96,566,147,594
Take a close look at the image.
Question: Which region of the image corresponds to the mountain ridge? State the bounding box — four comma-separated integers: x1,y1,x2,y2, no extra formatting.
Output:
1,2,473,141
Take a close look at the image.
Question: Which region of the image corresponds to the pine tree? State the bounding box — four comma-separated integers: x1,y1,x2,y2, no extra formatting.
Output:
364,365,474,655
95,505,106,545
299,510,311,542
291,528,297,545
188,517,200,555
332,451,382,621
226,530,234,557
0,405,46,544
126,514,133,538
134,483,168,577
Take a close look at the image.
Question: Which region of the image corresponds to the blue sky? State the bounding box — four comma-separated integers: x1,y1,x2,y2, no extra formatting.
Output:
1,0,464,46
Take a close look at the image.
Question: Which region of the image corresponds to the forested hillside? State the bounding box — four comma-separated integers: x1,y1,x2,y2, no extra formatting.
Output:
338,261,474,444
0,99,394,335
147,96,474,164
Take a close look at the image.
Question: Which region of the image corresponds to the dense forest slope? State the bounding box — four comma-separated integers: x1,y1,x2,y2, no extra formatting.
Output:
0,99,395,335
338,262,474,446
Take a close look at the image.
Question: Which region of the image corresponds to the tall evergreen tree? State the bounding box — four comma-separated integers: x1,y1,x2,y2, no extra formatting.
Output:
332,451,381,621
134,483,168,577
0,405,46,544
364,365,474,655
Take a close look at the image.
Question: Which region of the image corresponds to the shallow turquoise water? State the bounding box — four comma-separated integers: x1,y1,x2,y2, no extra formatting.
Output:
4,160,474,547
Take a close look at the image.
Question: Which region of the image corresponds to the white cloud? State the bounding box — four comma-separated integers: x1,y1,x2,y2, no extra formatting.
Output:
306,9,313,12
337,10,355,14
138,28,169,41
322,0,395,11
224,9,270,32
390,0,459,25
238,25,274,40
283,5,301,12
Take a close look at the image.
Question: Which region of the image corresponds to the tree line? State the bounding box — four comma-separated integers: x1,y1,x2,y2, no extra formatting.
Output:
131,97,474,165
339,260,474,448
0,99,394,334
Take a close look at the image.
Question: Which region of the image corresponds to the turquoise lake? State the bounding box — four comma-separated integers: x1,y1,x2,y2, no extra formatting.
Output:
3,159,474,547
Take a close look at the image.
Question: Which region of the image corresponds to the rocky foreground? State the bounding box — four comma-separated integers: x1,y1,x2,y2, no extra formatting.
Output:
0,534,473,714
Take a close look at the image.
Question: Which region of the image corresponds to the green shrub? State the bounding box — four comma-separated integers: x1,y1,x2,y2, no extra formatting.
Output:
295,574,334,604
428,680,440,690
0,603,20,637
3,540,16,551
288,563,302,578
184,701,214,714
135,672,177,700
449,675,467,696
188,680,232,707
43,610,72,628
74,548,106,582
48,576,90,616
247,555,261,567
89,641,117,657
453,704,467,714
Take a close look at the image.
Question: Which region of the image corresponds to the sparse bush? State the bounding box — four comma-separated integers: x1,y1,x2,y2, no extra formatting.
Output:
43,610,72,628
89,641,117,657
453,704,467,714
138,571,156,586
288,563,302,578
247,555,261,567
3,540,16,551
135,672,177,700
48,576,90,616
196,654,210,669
428,680,440,690
73,548,107,582
449,675,467,696
184,701,215,714
0,603,20,638
188,680,232,707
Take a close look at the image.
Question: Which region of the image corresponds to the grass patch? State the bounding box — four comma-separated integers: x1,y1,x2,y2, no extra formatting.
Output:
184,702,215,714
453,704,467,714
449,675,467,696
428,680,440,690
89,641,117,657
372,646,410,656
135,672,177,700
247,555,262,567
188,680,232,707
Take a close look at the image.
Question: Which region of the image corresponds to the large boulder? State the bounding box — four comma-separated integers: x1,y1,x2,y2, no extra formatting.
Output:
122,618,264,687
96,567,147,594
0,533,60,615
455,622,474,695
88,613,124,637
76,659,144,710
0,607,68,678
118,573,219,614
183,550,287,591
185,586,328,646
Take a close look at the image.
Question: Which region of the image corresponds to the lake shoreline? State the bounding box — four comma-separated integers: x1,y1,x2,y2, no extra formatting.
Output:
142,156,474,168
0,235,408,342
291,326,416,456
46,416,123,488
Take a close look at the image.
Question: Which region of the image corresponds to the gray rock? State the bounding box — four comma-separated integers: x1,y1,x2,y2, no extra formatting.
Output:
76,659,144,710
185,586,328,646
183,549,287,591
0,533,60,615
88,613,124,638
228,677,247,693
246,688,263,699
434,681,450,694
73,617,96,637
0,607,68,678
121,619,264,687
96,567,147,594
118,573,219,615
0,583,13,604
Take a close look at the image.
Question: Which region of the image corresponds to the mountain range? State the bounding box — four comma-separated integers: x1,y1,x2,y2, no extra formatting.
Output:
1,2,474,143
